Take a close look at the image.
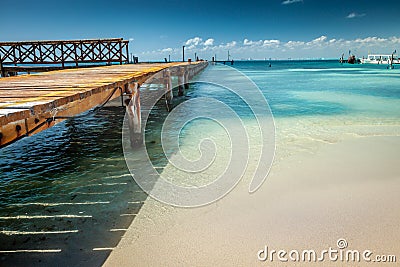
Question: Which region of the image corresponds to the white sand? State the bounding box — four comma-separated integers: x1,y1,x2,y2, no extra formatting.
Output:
104,136,400,266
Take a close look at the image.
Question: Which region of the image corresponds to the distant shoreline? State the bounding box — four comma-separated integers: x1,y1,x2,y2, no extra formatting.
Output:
143,59,342,64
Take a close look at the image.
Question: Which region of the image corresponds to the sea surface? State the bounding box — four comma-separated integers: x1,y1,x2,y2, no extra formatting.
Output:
1,60,399,266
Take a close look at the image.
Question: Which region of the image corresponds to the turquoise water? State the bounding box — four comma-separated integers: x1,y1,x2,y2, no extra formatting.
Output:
196,60,400,118
1,60,400,265
142,61,399,196
220,61,399,160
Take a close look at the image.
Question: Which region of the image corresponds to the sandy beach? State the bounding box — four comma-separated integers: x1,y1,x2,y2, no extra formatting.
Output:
104,135,400,266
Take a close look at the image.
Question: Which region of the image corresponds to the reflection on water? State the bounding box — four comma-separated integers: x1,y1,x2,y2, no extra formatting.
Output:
0,107,147,266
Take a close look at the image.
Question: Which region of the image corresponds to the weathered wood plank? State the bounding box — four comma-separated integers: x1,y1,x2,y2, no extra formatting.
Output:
0,61,208,147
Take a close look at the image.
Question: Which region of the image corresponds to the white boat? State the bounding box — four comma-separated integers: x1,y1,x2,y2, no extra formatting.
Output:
360,54,400,64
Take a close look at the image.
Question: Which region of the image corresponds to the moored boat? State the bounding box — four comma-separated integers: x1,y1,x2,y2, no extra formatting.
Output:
360,53,400,64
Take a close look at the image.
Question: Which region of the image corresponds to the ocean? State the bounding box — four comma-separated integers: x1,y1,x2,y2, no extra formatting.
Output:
1,60,399,265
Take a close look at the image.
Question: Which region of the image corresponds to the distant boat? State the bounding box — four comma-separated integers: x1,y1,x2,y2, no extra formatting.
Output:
360,54,400,65
340,53,360,64
347,55,360,64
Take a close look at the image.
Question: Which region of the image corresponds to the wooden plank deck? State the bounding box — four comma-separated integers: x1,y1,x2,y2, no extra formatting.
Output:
0,61,208,147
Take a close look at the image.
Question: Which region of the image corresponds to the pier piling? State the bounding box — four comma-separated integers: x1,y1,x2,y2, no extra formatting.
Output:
184,69,190,89
178,67,185,96
125,82,142,148
163,69,173,111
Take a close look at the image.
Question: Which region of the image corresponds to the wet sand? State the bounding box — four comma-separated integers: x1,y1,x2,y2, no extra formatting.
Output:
104,136,400,266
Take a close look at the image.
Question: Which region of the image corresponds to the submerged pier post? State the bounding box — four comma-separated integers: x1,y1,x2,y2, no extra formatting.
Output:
177,67,185,96
125,82,142,148
164,69,173,111
184,67,190,89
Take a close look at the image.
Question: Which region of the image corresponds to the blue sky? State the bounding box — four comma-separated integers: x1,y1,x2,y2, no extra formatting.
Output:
2,0,400,60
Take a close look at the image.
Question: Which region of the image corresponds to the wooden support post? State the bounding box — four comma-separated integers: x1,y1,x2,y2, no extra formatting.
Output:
164,69,173,111
74,43,79,67
0,60,4,77
119,40,123,65
38,43,43,64
177,67,186,96
60,43,65,68
125,41,129,64
125,82,142,148
16,45,20,65
107,41,111,65
184,68,189,89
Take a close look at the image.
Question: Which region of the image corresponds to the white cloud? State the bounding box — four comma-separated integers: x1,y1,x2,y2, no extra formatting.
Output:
346,12,366,19
354,37,387,44
243,38,263,46
389,37,400,44
185,37,202,46
312,35,328,43
282,0,303,5
184,37,215,48
243,39,279,47
354,37,386,44
225,41,237,48
140,35,400,61
284,40,305,49
204,38,214,46
304,35,328,48
263,39,280,47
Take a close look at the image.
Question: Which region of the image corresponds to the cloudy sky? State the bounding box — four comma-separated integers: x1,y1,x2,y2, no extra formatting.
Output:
2,0,400,60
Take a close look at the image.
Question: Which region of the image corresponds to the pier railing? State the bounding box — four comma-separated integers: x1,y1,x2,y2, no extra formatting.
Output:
0,38,129,76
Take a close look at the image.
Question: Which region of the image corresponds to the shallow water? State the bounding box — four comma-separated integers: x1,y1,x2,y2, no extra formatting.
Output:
123,60,400,208
0,108,147,266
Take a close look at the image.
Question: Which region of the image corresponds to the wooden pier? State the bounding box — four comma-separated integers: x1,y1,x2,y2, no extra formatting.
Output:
0,61,208,148
212,60,234,65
